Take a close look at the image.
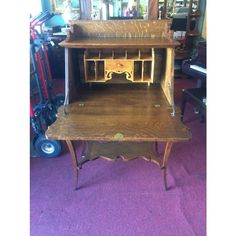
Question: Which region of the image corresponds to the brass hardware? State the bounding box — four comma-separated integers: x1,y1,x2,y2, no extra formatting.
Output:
154,104,160,108
114,133,124,140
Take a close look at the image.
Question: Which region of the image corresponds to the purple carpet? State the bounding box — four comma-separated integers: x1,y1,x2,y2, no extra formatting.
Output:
30,78,206,236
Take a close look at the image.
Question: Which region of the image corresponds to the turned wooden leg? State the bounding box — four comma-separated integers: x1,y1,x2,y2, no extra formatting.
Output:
161,142,173,191
66,140,79,190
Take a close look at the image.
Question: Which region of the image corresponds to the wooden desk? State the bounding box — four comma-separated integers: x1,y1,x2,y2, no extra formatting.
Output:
46,20,191,190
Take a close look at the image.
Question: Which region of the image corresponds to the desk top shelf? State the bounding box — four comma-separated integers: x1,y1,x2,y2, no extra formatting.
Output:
59,20,179,49
60,37,179,49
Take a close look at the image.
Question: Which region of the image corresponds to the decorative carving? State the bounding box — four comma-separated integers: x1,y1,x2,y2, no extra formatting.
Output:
105,71,133,82
64,140,176,191
78,141,162,168
105,60,134,81
78,152,162,167
63,20,173,40
65,23,80,42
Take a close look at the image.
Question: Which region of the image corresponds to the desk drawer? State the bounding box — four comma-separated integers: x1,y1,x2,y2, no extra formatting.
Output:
105,60,133,74
105,60,134,81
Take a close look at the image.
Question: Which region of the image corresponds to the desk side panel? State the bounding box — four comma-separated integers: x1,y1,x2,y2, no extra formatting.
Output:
65,48,84,104
160,48,175,114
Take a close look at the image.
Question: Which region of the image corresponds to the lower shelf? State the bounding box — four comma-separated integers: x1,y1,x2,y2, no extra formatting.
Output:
81,141,162,167
88,141,157,159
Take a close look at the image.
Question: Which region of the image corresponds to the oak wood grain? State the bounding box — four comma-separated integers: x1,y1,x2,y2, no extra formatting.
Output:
60,37,179,49
65,20,171,38
81,141,162,167
160,47,175,112
60,20,179,49
46,85,191,142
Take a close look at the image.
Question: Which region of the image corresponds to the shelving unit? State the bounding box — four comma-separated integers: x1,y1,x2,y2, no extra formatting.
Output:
84,48,154,84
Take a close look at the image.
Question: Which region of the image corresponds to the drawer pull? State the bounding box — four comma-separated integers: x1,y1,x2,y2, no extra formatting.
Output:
117,63,123,67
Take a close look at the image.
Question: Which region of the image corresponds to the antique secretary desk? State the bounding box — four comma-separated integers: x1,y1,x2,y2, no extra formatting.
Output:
46,19,191,190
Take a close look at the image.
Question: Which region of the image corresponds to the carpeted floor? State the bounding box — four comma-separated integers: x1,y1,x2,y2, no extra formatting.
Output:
30,78,206,236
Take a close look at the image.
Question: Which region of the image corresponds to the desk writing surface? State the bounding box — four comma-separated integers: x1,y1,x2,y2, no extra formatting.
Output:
59,37,180,49
46,85,191,142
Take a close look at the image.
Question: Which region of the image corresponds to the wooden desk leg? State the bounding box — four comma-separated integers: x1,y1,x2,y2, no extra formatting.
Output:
161,142,174,191
65,140,79,190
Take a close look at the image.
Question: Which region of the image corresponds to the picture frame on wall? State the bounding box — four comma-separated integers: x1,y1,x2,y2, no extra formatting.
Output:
51,0,80,13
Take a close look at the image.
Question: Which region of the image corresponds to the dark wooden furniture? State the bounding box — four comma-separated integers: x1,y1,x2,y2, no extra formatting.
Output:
182,41,206,87
181,87,206,122
159,0,202,37
181,41,206,122
46,20,191,190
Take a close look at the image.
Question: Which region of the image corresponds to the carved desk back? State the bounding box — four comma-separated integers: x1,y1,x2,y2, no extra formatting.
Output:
65,20,173,41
